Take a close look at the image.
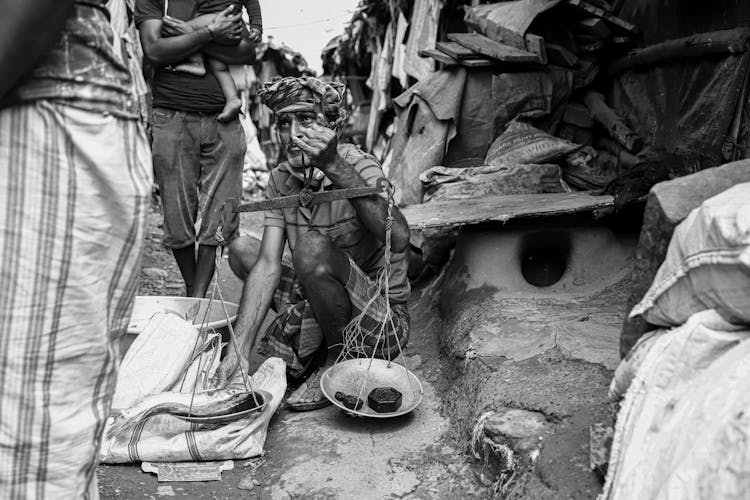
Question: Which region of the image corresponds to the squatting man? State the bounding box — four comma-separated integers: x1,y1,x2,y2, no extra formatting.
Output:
214,77,412,410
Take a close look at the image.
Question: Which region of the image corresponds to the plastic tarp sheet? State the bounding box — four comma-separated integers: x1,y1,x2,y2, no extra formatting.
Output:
604,310,750,499
618,0,750,46
443,67,573,170
388,66,572,205
388,68,466,206
609,52,750,174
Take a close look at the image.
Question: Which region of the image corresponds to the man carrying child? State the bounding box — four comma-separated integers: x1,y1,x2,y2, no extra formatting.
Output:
135,0,259,298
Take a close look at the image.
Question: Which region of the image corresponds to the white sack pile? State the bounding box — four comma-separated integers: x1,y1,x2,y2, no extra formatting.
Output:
603,182,750,499
100,313,286,463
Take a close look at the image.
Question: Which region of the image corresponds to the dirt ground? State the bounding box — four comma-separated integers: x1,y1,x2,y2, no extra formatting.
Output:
98,200,494,499
98,200,624,499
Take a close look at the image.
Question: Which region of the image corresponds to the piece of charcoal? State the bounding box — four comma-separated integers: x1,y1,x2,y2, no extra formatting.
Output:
368,387,403,413
334,392,364,411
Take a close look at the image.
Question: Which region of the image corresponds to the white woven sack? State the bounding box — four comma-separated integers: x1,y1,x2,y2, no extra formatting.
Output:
630,182,750,326
602,310,750,500
100,357,286,463
608,329,663,402
112,313,219,410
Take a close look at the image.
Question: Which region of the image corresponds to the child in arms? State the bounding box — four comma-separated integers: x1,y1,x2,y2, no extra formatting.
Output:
163,0,263,122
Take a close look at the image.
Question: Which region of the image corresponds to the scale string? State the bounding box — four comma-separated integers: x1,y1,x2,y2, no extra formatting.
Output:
336,180,419,412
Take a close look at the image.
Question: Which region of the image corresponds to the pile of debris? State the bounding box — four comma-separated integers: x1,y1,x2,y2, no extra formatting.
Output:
422,0,638,79
324,0,750,212
320,0,647,208
406,0,647,205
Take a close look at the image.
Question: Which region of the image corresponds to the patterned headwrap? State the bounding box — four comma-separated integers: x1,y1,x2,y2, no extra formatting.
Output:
258,76,348,129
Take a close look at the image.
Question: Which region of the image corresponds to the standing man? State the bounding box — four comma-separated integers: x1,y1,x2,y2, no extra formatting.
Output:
135,0,254,297
0,1,152,497
215,77,412,411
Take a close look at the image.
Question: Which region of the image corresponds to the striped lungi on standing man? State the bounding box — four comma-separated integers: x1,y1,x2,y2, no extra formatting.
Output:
0,2,152,498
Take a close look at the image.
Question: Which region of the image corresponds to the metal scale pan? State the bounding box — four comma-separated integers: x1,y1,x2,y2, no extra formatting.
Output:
320,359,423,418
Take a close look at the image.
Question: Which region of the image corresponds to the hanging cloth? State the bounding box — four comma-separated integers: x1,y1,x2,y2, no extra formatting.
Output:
404,0,441,81
392,11,410,89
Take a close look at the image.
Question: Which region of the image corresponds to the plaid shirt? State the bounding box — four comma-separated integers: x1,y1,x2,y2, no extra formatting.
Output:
264,143,410,304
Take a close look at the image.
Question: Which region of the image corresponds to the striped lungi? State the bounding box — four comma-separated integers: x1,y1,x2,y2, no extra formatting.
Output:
259,257,410,378
0,101,152,499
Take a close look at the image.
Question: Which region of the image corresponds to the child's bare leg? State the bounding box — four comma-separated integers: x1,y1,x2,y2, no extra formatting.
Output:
173,53,206,77
161,16,206,76
208,58,242,122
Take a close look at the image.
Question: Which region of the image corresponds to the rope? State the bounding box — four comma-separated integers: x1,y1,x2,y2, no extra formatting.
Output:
213,230,260,408
181,224,262,417
188,178,415,416
334,180,417,407
185,285,218,417
180,268,222,416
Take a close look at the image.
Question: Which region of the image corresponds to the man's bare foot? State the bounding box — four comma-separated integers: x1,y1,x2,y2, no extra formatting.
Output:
286,361,332,411
217,96,242,123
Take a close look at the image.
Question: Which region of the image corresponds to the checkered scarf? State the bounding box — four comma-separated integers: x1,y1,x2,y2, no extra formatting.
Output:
258,76,348,129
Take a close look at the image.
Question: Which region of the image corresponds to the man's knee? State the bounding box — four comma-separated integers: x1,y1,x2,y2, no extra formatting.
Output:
228,236,261,280
292,231,336,280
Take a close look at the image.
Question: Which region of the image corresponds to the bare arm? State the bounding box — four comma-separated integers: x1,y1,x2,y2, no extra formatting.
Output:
0,0,75,100
138,18,212,66
323,156,411,253
138,5,242,67
213,225,286,385
184,14,256,65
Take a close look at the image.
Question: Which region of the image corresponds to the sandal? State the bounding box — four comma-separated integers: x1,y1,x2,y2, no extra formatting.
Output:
286,368,331,411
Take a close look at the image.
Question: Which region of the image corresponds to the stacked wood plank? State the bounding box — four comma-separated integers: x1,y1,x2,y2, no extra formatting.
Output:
420,0,637,81
415,0,648,200
419,32,547,69
549,1,644,156
419,0,643,160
